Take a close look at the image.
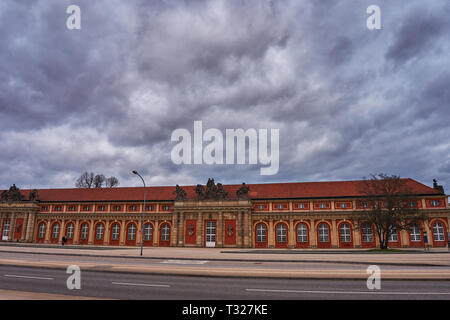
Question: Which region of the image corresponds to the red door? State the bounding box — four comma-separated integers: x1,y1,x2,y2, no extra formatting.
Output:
13,218,24,240
185,220,196,245
224,220,236,245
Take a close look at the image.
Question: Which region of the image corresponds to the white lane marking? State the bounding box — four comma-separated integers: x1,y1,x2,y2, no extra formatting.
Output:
111,282,170,288
160,259,208,265
4,274,54,280
246,288,450,295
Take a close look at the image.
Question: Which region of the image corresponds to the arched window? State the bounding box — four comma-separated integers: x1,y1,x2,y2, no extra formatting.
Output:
96,223,104,240
80,223,89,240
111,224,120,240
318,223,329,242
161,224,170,241
388,226,398,242
256,224,267,243
410,223,421,242
362,223,373,242
339,223,351,242
276,224,287,243
127,224,136,240
433,222,445,242
144,223,153,241
296,224,308,243
66,223,74,239
52,223,60,239
38,223,46,239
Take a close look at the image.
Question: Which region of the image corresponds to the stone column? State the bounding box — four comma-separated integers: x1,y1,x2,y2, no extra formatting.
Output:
44,220,51,243
237,212,243,247
59,219,66,243
423,221,431,249
288,218,294,248
137,218,143,247
309,220,316,248
178,212,185,246
268,219,274,248
154,220,159,246
25,212,35,242
354,221,362,248
88,219,94,245
119,219,126,246
8,213,15,241
73,220,80,244
171,213,178,247
331,219,338,248
401,229,409,248
246,210,252,248
216,211,223,247
196,212,203,247
104,220,110,245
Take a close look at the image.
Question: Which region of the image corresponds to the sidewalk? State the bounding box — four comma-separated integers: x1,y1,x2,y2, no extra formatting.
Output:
1,243,449,267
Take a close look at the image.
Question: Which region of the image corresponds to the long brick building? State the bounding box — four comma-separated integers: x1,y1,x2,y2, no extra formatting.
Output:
0,178,448,249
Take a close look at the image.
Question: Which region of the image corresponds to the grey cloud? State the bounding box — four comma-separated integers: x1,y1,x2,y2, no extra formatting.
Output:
0,0,449,194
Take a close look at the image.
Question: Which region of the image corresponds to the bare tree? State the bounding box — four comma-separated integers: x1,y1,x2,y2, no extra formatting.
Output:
105,176,119,188
75,172,94,188
93,174,106,188
357,173,426,250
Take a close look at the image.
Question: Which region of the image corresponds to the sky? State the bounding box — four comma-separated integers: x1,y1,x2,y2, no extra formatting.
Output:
0,0,449,192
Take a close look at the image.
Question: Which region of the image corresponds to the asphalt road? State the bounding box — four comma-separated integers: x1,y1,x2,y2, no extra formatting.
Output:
0,265,449,300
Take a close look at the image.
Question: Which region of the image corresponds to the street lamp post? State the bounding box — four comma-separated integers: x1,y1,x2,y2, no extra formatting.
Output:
132,170,146,256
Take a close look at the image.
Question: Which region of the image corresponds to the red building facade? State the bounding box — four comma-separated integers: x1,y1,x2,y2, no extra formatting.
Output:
0,179,449,249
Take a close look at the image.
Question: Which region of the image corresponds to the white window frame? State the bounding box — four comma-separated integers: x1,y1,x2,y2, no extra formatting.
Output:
433,222,445,242
410,224,421,242
66,223,74,239
256,224,267,243
161,224,170,241
144,224,153,241
127,224,136,241
276,224,287,243
388,227,398,242
318,224,329,242
52,223,60,239
3,220,11,238
80,223,89,240
297,203,304,209
96,224,104,240
38,223,45,239
339,223,351,243
111,224,120,240
430,200,440,207
297,224,308,243
362,224,373,242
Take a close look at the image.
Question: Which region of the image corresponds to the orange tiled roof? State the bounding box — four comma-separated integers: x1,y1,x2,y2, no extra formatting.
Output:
7,178,443,202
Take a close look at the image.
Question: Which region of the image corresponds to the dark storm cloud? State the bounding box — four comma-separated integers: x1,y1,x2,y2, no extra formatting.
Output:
385,3,449,66
0,0,449,193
